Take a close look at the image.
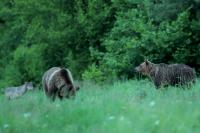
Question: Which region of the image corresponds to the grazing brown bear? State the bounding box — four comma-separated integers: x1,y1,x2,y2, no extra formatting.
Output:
42,67,80,101
135,60,196,88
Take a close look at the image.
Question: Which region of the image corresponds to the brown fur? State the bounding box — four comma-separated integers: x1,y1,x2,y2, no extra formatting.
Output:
135,60,197,88
42,67,79,101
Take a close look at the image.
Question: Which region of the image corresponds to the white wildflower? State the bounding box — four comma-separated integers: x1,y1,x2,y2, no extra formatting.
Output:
23,112,32,118
155,120,160,125
56,104,60,107
42,124,47,128
119,116,125,121
188,101,193,104
3,124,9,129
108,116,115,120
149,101,155,107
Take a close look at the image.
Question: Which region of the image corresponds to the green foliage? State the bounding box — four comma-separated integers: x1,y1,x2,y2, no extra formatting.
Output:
147,0,195,23
86,0,200,81
0,0,115,86
82,64,105,82
0,65,22,88
0,0,200,85
0,45,45,88
13,45,45,82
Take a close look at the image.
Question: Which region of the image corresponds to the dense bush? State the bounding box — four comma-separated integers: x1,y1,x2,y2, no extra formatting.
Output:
0,0,200,87
0,0,114,87
83,0,200,81
0,45,45,88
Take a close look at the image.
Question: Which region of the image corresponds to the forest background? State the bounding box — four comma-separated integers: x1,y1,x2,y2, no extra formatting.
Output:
0,0,200,88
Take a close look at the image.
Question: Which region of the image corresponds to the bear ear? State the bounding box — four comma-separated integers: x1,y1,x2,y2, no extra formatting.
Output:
60,68,73,85
145,59,149,65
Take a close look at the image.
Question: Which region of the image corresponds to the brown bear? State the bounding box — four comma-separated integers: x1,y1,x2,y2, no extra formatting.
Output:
42,67,79,101
135,60,197,88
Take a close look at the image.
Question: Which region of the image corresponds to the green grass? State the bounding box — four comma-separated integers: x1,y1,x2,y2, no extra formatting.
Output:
1,80,200,133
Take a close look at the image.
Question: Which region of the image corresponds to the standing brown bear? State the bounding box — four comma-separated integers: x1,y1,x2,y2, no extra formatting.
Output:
135,60,197,88
42,67,80,101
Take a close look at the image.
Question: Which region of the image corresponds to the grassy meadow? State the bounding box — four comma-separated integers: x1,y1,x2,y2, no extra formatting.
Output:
1,80,200,133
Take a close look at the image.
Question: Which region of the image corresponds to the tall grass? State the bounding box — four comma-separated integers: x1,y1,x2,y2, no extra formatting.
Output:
1,80,200,133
